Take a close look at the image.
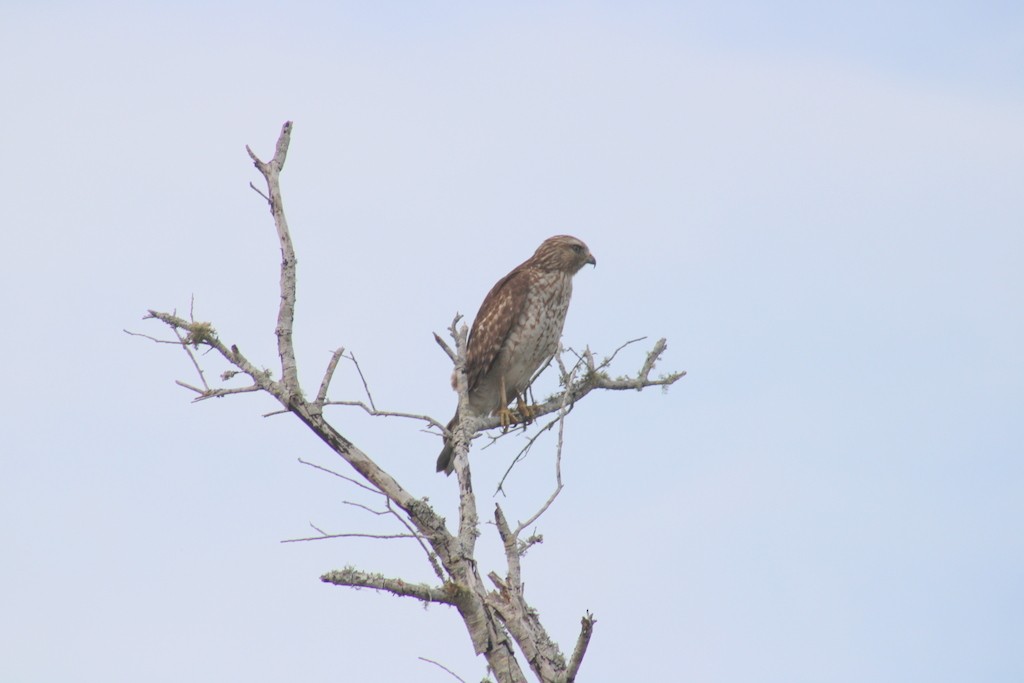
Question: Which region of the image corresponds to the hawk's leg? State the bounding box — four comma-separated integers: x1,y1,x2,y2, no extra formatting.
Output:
495,378,540,431
514,393,537,425
497,375,516,432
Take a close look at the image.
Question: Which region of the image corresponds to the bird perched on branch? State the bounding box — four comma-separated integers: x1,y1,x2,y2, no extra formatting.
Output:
437,235,596,475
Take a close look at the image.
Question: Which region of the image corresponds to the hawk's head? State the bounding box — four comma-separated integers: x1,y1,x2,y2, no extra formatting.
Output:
532,235,597,274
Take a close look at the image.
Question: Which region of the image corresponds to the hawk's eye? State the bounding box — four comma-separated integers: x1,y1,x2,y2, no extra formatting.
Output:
571,244,583,254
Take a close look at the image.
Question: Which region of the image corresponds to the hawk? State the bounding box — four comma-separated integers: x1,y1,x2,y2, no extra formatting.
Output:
436,235,596,475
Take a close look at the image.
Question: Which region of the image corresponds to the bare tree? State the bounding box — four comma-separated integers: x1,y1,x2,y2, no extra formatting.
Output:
132,122,685,682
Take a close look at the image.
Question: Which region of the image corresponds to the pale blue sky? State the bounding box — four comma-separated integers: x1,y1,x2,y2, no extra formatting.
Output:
2,3,1022,682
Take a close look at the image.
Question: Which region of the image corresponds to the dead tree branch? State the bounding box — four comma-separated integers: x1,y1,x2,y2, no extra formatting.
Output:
567,613,597,682
314,346,345,408
320,568,456,606
246,120,300,398
134,122,684,682
472,336,684,438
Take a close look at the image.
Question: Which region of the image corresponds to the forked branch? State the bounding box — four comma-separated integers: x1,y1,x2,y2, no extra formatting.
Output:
497,336,684,431
246,120,300,397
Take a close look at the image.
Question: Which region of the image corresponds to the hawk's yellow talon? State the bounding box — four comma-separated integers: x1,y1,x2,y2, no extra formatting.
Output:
515,396,538,425
498,407,516,431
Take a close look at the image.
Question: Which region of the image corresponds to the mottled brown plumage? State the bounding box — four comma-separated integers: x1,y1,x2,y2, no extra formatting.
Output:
436,235,596,474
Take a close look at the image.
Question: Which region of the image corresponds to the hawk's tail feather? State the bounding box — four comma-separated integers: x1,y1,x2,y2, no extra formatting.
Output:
435,413,458,476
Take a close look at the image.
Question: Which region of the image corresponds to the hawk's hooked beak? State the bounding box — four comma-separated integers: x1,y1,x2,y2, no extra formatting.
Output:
586,253,597,267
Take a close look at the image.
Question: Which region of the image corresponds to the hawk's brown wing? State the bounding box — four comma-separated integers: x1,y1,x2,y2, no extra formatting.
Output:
465,264,532,392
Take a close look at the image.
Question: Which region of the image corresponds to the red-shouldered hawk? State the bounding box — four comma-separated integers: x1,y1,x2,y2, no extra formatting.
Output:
436,235,596,474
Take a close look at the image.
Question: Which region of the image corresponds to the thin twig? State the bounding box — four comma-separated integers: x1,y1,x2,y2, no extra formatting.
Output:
382,496,446,581
298,458,381,495
433,320,460,362
324,400,447,432
344,500,389,516
346,351,377,412
635,337,669,386
123,329,180,344
189,384,261,401
600,336,647,367
493,346,581,494
493,413,561,495
175,380,205,395
282,532,416,543
510,363,573,534
417,657,468,683
512,418,566,537
169,325,209,389
248,181,270,203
